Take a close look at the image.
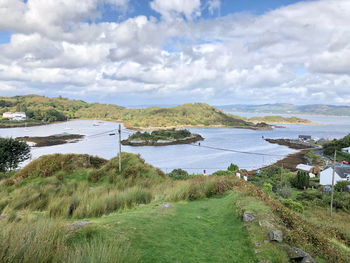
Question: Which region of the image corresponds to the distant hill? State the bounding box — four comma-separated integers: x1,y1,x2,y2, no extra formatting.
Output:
0,95,269,130
218,104,350,116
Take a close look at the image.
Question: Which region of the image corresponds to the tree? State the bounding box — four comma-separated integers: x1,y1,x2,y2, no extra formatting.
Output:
0,138,30,172
292,170,310,189
227,163,239,172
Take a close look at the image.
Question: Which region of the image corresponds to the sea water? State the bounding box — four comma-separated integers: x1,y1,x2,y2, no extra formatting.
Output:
1,114,349,174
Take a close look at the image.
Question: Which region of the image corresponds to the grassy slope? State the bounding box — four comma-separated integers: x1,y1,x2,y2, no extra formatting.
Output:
246,115,314,124
0,95,262,129
1,153,349,262
100,194,257,263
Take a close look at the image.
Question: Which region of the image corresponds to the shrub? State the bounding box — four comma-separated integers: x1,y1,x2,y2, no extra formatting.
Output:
282,199,304,213
263,183,273,194
335,181,350,192
276,185,292,199
168,169,189,180
88,169,103,183
212,170,235,176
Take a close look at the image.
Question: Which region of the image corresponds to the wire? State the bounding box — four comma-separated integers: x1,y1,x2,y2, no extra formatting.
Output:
86,129,116,138
188,143,289,157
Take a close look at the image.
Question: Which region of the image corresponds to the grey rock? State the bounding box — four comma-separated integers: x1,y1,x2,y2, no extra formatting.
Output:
243,212,256,222
160,203,171,208
71,221,89,231
281,246,315,263
268,230,283,242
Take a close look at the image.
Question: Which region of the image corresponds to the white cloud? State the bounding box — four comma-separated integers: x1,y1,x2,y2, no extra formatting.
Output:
207,0,220,15
0,0,350,105
150,0,201,21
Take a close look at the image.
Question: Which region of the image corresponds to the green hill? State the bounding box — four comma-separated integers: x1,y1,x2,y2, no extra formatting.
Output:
0,95,268,130
0,153,349,262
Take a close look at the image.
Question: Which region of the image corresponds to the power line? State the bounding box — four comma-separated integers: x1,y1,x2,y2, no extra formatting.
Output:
188,143,288,157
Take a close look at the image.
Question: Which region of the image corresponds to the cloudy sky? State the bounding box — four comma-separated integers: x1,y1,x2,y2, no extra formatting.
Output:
0,0,349,106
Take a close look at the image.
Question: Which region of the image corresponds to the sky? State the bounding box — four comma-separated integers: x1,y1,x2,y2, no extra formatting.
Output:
0,0,350,106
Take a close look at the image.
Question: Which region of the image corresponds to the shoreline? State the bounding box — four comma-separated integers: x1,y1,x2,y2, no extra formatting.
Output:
0,118,273,131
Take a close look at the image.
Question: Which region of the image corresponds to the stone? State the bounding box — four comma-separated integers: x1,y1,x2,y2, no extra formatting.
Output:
268,230,283,242
160,203,171,208
70,221,89,231
281,245,315,263
197,216,201,219
243,212,256,222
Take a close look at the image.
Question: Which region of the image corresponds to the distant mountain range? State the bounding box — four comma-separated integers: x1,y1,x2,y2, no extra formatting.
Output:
217,104,350,116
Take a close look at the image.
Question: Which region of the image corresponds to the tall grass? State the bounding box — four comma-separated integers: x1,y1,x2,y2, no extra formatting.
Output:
0,216,133,263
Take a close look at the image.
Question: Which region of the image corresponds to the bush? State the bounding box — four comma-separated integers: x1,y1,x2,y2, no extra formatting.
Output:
168,169,189,180
263,183,273,194
335,181,350,192
212,170,235,176
276,186,292,199
282,199,304,213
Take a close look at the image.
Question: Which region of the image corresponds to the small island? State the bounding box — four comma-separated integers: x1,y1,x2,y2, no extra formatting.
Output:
17,133,84,147
121,129,204,146
244,115,319,125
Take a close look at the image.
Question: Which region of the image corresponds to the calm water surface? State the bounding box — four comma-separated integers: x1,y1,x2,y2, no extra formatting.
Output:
1,114,349,174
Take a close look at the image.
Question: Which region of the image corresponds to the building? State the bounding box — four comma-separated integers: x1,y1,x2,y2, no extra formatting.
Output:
296,164,316,178
320,165,350,185
341,147,350,154
298,135,312,141
2,112,26,121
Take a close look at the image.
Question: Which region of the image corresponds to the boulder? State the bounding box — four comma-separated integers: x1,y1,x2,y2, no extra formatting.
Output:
268,230,283,242
243,212,256,222
70,221,89,231
281,245,315,263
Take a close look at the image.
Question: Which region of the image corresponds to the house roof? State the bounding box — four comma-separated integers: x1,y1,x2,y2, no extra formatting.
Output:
296,164,313,171
323,165,350,178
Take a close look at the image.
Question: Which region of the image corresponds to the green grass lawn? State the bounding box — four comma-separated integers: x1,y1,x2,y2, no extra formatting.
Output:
98,193,258,263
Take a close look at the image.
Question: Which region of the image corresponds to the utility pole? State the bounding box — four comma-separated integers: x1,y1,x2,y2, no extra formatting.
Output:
330,150,337,217
280,163,283,186
118,124,122,173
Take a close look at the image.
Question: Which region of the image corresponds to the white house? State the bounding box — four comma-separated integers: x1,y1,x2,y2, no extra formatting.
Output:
296,164,316,178
342,147,350,154
320,165,350,185
2,112,26,121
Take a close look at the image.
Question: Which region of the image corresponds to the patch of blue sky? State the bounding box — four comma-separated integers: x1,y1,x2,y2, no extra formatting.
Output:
214,0,314,17
0,31,11,45
296,67,307,77
163,37,193,53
